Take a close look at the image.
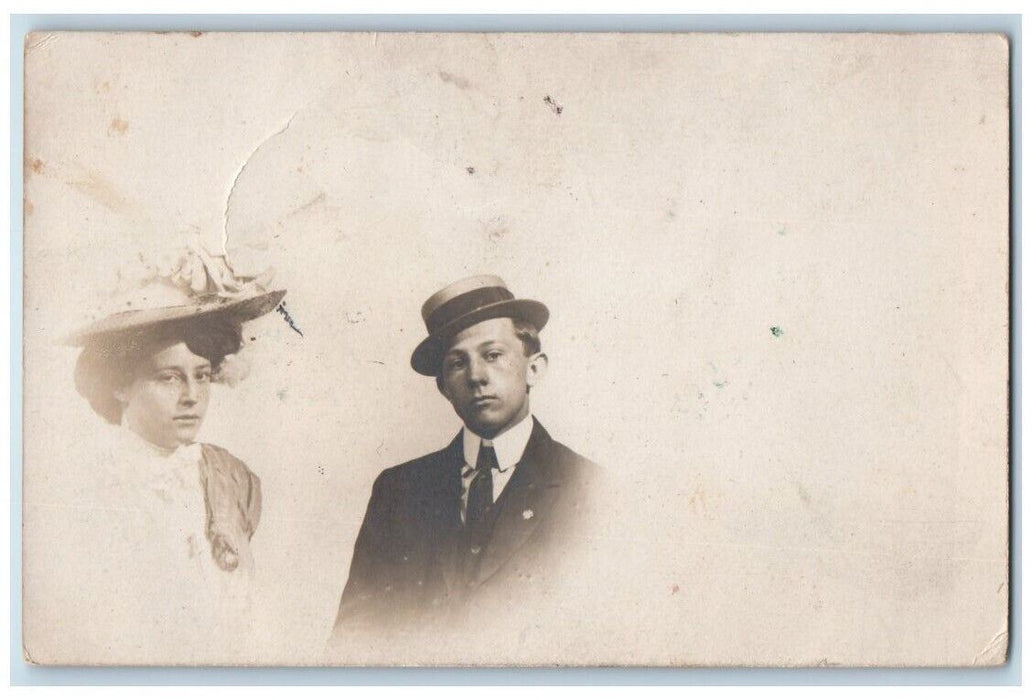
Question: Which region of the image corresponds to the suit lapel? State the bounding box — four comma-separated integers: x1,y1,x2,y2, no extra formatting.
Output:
424,432,465,596
472,419,564,587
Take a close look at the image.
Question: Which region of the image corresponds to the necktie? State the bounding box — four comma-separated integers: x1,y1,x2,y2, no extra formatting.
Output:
461,442,497,585
466,443,497,532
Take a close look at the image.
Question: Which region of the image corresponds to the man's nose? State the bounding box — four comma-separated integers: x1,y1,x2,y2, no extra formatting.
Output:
466,357,488,386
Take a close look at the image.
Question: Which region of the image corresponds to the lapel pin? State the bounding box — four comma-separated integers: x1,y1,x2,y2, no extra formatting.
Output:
522,509,534,520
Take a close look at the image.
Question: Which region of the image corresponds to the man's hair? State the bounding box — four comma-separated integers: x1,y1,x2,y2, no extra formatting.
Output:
434,316,542,383
511,318,541,357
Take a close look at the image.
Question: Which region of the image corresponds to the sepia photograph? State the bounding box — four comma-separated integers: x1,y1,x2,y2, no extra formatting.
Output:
20,30,1010,667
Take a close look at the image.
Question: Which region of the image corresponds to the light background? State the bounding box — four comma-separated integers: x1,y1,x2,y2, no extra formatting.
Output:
14,18,1015,676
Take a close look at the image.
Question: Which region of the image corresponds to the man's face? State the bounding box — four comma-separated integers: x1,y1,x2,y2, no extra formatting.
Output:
117,341,212,450
437,317,546,439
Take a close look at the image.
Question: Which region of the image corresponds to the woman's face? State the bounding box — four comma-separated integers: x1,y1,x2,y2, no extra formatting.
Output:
116,341,213,450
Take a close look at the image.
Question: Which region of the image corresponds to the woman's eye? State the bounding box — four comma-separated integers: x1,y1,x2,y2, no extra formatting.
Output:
486,351,502,361
158,373,180,384
195,372,212,383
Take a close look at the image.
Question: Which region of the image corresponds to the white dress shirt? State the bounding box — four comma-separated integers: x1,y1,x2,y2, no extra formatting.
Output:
459,413,535,524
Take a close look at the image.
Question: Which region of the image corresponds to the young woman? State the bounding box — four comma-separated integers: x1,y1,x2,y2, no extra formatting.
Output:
72,306,277,577
35,250,286,662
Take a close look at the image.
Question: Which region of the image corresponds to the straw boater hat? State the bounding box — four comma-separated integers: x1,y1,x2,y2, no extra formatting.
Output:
63,246,286,347
410,275,549,376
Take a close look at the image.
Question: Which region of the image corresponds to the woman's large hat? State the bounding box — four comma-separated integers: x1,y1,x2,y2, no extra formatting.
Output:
410,275,549,376
63,245,286,346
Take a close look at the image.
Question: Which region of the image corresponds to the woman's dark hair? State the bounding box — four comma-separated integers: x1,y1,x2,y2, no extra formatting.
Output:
74,314,243,424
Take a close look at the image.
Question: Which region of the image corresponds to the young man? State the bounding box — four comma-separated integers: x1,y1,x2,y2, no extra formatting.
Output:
332,275,598,639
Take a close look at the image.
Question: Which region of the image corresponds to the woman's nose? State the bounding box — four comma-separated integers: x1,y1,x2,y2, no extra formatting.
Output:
180,378,201,405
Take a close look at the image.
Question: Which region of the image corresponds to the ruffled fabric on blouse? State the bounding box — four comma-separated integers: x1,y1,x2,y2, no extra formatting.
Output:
25,425,263,664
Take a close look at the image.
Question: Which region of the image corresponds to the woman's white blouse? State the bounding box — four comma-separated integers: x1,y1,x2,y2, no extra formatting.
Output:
27,425,257,663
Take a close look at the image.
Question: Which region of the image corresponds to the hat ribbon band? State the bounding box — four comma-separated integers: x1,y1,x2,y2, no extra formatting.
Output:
425,286,514,333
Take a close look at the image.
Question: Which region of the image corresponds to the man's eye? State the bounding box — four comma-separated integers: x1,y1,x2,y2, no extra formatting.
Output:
446,358,465,370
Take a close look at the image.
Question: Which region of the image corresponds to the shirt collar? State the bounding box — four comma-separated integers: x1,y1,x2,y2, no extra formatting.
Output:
462,413,535,472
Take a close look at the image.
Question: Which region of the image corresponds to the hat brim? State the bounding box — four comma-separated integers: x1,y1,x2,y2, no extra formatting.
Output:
63,289,288,346
410,298,549,376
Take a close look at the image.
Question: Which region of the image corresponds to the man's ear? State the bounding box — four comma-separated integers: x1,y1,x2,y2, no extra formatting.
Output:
435,375,449,400
525,352,548,389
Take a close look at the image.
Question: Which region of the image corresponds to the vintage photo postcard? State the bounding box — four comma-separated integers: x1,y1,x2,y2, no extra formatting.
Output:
21,31,1009,666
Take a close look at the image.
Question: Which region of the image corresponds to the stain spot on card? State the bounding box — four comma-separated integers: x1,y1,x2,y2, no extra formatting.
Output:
483,216,508,243
109,118,129,136
770,326,783,337
68,171,128,212
543,95,563,115
686,485,706,513
287,191,326,218
438,70,470,90
276,301,304,336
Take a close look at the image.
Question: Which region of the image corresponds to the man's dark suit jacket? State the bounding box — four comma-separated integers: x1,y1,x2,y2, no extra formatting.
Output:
332,418,599,638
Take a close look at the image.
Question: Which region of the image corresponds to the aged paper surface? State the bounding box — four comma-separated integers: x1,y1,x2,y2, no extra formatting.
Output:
22,32,1009,666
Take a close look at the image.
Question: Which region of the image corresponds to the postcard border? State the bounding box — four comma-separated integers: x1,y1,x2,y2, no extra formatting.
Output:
9,12,1021,686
